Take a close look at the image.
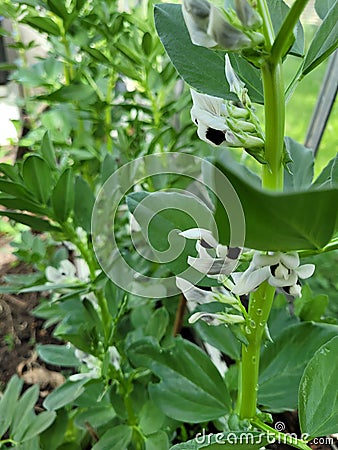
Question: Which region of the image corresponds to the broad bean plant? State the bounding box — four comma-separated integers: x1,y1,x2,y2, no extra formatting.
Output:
0,0,337,449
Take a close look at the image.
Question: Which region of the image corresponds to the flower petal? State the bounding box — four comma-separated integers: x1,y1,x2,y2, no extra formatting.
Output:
268,271,297,287
188,311,224,325
231,266,270,295
182,0,218,48
188,256,235,275
176,277,214,305
280,252,299,269
207,4,251,49
45,266,61,283
225,54,245,98
296,264,315,279
190,89,223,116
179,227,218,247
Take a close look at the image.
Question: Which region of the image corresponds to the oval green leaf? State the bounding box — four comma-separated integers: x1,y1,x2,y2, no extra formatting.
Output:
127,337,231,423
299,335,338,439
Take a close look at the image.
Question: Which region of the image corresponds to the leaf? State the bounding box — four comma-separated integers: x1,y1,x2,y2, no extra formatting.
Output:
74,405,115,430
46,0,69,20
170,432,268,449
37,344,80,367
258,322,338,412
284,137,314,191
40,409,68,450
41,84,97,104
315,0,333,18
43,379,88,411
0,195,49,216
302,1,338,75
22,155,53,204
0,211,60,232
0,163,21,181
299,335,338,438
21,411,56,442
21,15,61,36
74,176,95,233
127,191,213,277
192,303,241,361
154,4,263,104
0,179,31,199
12,385,39,438
139,401,165,436
52,168,75,222
294,285,328,322
145,307,169,341
91,425,133,450
128,337,231,422
209,153,338,250
0,375,23,436
312,154,338,189
40,132,57,169
145,431,169,450
268,0,304,57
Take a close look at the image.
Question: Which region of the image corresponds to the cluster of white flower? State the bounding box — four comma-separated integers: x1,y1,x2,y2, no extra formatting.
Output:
176,228,315,326
183,0,263,51
190,55,265,163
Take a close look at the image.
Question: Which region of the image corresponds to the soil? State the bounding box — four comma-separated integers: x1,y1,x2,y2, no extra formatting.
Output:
0,258,65,401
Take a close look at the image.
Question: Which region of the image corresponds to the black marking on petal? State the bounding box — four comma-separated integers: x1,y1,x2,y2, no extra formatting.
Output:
283,285,291,294
206,128,226,145
270,264,278,276
227,247,241,260
194,118,198,125
200,238,213,249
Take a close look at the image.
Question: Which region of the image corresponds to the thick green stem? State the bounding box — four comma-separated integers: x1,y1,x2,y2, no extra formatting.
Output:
239,282,275,418
261,62,285,190
271,0,311,64
239,0,285,420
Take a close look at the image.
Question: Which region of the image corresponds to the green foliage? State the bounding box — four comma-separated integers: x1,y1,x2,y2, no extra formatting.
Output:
302,0,338,75
154,4,263,104
128,337,231,422
212,152,338,250
258,322,338,412
0,0,337,448
298,335,338,439
0,376,56,445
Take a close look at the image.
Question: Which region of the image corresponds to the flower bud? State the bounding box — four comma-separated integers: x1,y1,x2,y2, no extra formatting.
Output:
182,0,217,47
235,0,263,29
207,4,252,50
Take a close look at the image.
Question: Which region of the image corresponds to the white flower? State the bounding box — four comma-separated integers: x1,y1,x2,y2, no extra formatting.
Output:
182,0,251,50
70,346,121,381
176,276,238,310
188,311,245,326
179,227,241,278
207,4,251,50
45,260,78,284
189,88,264,150
182,0,217,48
234,0,263,29
231,251,315,297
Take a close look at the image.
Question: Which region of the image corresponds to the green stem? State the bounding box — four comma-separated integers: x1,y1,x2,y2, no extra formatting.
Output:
105,73,115,152
261,62,285,190
252,419,310,450
239,282,275,418
239,0,285,420
270,0,311,64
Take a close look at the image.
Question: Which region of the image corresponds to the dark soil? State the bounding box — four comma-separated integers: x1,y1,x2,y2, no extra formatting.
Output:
0,261,63,393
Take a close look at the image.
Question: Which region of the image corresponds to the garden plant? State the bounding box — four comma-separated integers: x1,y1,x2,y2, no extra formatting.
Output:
0,0,337,449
